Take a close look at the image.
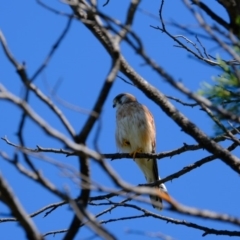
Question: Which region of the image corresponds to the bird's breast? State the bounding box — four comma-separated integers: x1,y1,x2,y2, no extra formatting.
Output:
115,105,153,153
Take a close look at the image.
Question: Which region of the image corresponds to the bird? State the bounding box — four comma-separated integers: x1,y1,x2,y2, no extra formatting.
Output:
113,93,167,210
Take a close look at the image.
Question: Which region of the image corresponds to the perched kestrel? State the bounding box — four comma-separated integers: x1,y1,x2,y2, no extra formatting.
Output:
113,93,167,210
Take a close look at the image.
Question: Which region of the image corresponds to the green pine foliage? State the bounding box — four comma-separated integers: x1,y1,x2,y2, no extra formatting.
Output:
198,57,240,134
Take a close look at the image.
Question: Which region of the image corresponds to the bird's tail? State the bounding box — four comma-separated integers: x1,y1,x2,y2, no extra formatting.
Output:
150,183,167,211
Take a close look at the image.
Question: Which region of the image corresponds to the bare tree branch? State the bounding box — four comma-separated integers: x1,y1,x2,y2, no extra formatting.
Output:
65,49,121,239
191,0,229,31
0,173,43,240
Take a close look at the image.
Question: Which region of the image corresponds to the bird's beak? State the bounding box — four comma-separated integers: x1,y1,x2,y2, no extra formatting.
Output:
113,103,116,108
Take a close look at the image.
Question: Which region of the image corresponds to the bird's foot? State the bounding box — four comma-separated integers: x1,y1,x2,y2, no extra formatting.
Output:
131,148,143,159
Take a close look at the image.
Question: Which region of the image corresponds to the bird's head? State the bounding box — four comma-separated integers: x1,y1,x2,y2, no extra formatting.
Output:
113,93,137,108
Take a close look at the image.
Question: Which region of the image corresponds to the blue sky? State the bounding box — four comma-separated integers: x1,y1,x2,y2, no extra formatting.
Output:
0,0,239,240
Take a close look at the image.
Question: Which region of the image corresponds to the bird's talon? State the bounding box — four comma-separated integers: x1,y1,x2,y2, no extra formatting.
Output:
131,148,142,159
